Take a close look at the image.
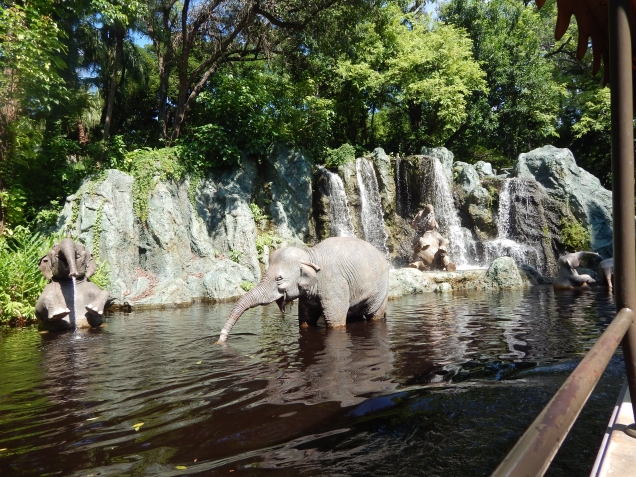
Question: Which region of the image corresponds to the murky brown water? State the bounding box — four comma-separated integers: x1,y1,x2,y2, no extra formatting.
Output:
0,286,625,476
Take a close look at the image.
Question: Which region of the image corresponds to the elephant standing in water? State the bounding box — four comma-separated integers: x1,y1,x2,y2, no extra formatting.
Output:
36,238,110,331
218,237,389,343
553,251,600,290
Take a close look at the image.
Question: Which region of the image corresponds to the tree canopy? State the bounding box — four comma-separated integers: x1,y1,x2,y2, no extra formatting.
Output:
0,0,616,233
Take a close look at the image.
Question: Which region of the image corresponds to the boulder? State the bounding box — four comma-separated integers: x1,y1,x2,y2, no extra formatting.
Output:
514,145,613,257
421,146,454,183
454,162,481,194
202,260,255,301
474,161,495,178
481,257,524,289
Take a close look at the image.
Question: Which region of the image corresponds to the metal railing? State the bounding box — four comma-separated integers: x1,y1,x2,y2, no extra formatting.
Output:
492,1,636,475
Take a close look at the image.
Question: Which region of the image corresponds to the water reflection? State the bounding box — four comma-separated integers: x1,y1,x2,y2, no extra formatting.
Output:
0,286,622,476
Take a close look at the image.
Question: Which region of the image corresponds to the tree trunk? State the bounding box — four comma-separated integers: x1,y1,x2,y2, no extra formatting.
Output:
103,29,124,142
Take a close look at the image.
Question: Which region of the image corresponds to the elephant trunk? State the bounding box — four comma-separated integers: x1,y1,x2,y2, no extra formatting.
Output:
60,239,79,278
217,278,281,343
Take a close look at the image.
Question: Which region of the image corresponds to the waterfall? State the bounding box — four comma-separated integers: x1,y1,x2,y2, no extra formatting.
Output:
318,166,355,238
420,157,476,267
356,158,389,255
483,178,545,273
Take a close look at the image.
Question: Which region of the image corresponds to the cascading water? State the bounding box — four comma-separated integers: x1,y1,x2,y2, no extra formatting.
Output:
356,158,389,255
71,276,77,327
420,157,477,267
483,178,545,273
395,157,411,217
318,166,355,238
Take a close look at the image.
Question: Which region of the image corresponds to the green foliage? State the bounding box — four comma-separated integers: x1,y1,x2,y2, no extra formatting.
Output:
125,147,185,222
440,0,566,161
0,227,59,325
249,203,270,223
255,233,281,262
229,249,243,263
561,215,591,252
0,2,68,113
90,259,111,290
180,63,334,167
240,281,255,292
323,144,356,169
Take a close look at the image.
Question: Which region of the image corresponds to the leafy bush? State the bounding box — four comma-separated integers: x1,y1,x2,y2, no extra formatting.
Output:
240,281,255,291
0,227,58,325
229,249,243,263
125,147,185,222
255,233,281,261
561,215,591,251
323,144,356,169
249,203,270,223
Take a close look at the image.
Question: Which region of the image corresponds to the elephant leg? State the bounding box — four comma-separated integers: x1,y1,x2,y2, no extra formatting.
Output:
86,289,110,316
36,284,70,321
298,297,322,326
604,270,614,292
321,287,350,327
369,295,387,321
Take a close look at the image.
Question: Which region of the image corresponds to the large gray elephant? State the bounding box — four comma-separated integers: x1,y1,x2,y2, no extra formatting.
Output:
36,238,110,331
553,251,600,290
217,237,389,343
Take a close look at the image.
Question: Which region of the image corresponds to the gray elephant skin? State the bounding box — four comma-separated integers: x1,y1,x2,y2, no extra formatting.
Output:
36,238,110,331
218,237,390,342
599,258,614,292
553,251,600,290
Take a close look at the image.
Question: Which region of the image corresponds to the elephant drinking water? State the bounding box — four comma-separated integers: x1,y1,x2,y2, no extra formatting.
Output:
217,237,390,343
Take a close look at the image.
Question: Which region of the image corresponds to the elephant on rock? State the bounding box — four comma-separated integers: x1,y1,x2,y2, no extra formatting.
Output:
36,238,110,331
553,251,600,290
218,237,389,343
408,205,456,272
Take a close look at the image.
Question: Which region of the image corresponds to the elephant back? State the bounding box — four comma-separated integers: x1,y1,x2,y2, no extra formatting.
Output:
309,237,389,306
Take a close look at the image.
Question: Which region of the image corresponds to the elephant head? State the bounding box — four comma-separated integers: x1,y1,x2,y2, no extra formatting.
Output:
217,246,321,343
39,238,96,281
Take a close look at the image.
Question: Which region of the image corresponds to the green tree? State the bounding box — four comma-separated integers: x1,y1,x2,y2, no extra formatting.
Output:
439,0,566,163
0,1,69,232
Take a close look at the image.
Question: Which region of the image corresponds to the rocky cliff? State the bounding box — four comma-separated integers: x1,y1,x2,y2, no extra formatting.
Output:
56,143,613,308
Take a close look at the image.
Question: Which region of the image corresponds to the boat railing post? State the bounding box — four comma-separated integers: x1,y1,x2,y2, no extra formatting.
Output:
609,0,636,437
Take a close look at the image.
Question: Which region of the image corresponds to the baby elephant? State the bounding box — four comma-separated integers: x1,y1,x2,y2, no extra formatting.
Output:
218,237,389,343
553,251,600,290
36,238,110,331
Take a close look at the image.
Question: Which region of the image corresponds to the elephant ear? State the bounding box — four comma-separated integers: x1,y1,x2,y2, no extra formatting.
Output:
85,252,97,278
298,260,321,290
39,254,53,280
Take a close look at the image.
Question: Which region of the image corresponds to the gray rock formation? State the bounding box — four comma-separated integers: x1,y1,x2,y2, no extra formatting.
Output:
370,148,396,219
474,161,495,178
514,145,613,257
454,162,496,237
387,261,532,299
421,146,454,183
265,144,313,244
57,169,258,309
480,257,524,289
196,160,260,281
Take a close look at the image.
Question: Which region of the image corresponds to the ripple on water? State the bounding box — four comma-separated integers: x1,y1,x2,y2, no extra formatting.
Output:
0,286,624,476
